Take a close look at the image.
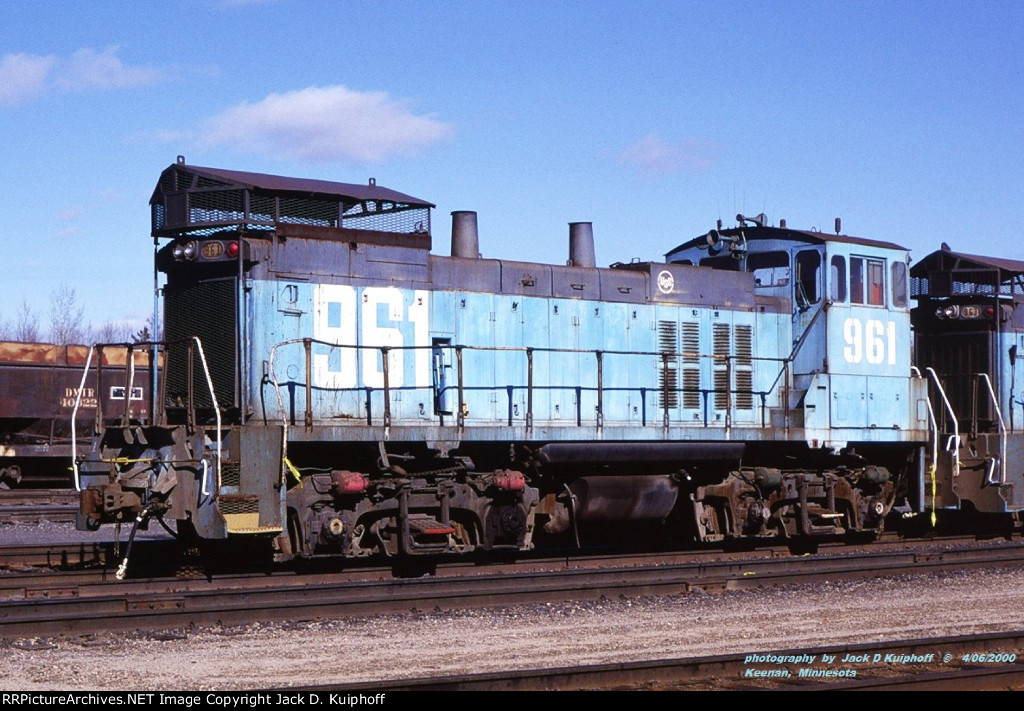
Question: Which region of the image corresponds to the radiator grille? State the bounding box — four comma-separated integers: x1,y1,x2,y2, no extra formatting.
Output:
164,277,237,409
249,194,276,223
189,189,244,225
279,196,340,226
342,203,430,234
915,331,992,427
153,166,431,236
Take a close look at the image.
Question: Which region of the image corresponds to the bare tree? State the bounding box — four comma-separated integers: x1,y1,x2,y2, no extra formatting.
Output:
14,299,41,342
48,283,88,345
96,321,132,344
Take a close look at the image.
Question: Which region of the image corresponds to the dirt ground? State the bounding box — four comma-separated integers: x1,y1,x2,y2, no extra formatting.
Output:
3,564,1024,691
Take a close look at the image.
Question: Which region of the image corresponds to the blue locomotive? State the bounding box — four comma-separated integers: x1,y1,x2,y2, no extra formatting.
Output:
81,158,1022,568
910,247,1024,519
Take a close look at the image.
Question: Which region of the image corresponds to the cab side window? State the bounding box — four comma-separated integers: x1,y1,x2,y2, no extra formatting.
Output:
748,251,790,287
851,257,885,306
795,250,821,306
892,261,908,307
830,255,847,302
867,259,885,305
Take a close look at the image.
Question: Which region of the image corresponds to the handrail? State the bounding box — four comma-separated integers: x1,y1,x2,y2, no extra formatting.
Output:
122,346,136,426
190,336,223,496
976,372,1007,485
910,367,939,475
759,300,829,424
70,346,96,492
911,365,938,518
925,367,960,452
201,458,210,497
268,338,308,483
925,366,961,526
72,339,219,496
267,337,784,437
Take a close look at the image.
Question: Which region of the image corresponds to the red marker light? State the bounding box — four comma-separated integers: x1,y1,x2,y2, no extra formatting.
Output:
226,241,240,258
984,306,996,318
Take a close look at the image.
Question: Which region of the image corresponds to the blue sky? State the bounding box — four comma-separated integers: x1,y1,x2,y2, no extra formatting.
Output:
2,0,1022,337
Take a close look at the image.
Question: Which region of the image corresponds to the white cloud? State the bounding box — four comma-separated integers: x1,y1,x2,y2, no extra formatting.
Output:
200,85,453,163
619,134,718,176
0,53,57,106
56,46,165,91
0,47,167,106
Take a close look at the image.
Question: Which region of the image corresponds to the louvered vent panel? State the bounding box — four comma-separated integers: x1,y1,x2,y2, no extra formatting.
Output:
735,324,754,410
681,322,700,408
713,323,731,410
658,321,678,409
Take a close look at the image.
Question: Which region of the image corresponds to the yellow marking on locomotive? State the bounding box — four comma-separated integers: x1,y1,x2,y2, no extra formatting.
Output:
930,462,937,527
284,456,302,483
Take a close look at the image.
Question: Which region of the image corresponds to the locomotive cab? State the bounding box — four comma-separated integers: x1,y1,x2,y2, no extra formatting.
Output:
666,215,927,449
666,216,928,538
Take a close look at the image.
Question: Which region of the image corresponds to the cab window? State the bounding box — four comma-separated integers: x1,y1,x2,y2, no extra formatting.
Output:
830,255,847,302
892,261,908,307
699,255,740,270
747,251,789,287
851,257,885,306
795,250,821,305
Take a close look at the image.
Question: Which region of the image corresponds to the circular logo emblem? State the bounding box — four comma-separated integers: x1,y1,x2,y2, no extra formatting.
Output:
657,270,674,294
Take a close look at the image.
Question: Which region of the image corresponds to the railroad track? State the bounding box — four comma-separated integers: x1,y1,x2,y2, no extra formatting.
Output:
2,537,1024,639
0,531,1016,584
0,489,78,524
0,528,1007,571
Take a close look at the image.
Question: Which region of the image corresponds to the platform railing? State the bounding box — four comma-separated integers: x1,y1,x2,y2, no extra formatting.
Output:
266,338,786,439
71,342,157,491
925,366,960,458
71,338,221,496
974,372,1007,485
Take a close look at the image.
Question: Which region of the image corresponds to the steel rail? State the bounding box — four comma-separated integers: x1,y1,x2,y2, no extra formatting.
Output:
3,539,1024,639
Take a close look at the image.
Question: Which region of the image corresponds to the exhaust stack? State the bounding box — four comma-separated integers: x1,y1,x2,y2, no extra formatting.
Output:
568,222,596,268
451,211,479,258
